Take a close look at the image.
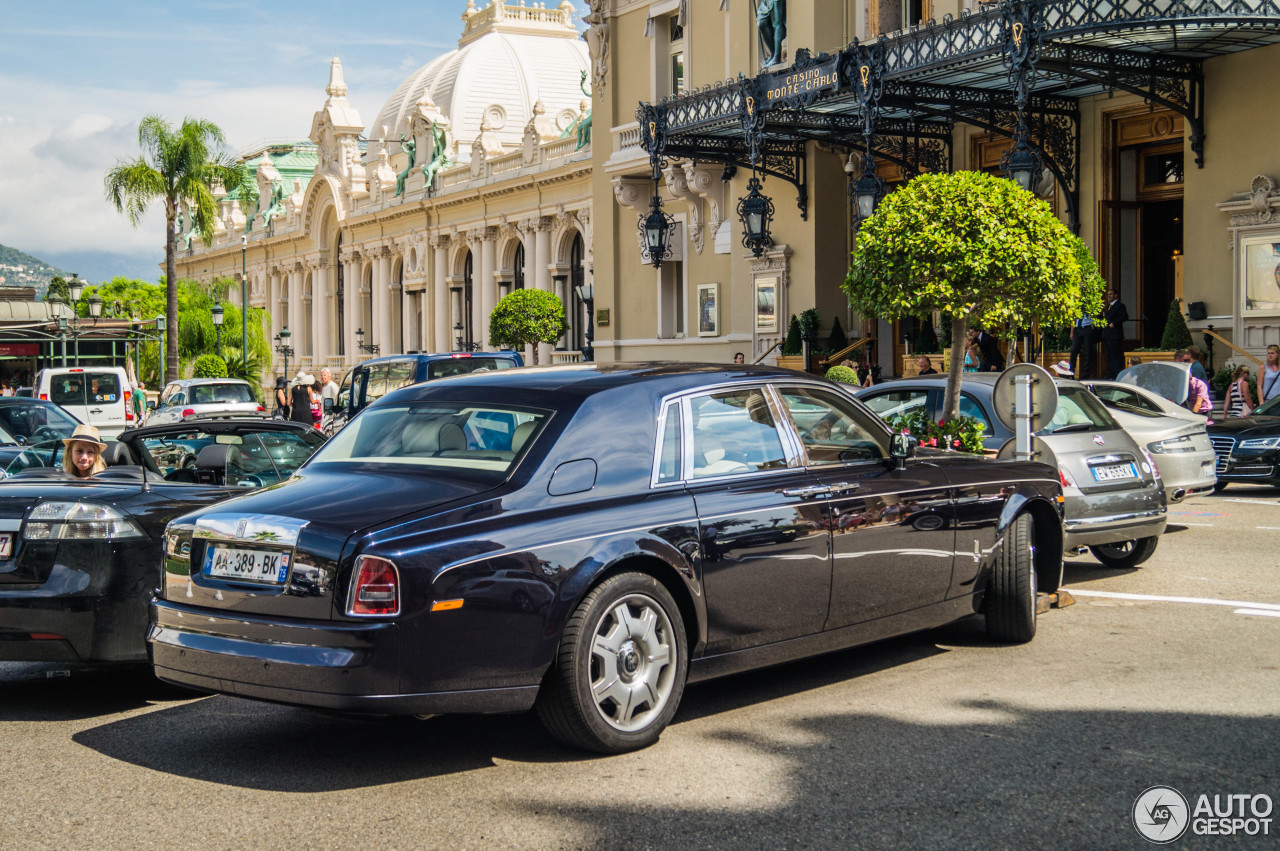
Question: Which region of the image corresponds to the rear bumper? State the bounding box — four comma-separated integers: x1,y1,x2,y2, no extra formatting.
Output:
1063,508,1167,549
148,600,539,715
1151,451,1217,499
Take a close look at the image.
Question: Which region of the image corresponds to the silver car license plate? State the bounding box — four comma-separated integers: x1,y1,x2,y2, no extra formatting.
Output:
1092,463,1136,482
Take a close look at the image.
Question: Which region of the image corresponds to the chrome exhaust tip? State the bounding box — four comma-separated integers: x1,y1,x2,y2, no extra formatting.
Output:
1171,488,1186,501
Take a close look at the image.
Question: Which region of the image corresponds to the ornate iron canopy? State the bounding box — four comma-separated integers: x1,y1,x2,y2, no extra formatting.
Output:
638,0,1280,231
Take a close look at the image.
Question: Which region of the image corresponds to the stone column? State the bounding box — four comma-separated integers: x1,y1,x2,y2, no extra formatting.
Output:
534,217,554,364
267,268,281,379
480,227,497,351
374,249,393,353
345,254,361,364
287,266,304,375
433,236,450,353
313,263,330,367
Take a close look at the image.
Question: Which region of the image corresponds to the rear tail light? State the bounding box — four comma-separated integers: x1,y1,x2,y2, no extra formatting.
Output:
125,390,134,422
39,394,47,401
181,408,195,418
1058,466,1077,490
347,556,400,617
256,405,265,412
1141,448,1161,479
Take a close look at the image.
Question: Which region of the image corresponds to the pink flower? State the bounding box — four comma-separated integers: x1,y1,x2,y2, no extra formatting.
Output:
927,438,937,447
953,439,961,448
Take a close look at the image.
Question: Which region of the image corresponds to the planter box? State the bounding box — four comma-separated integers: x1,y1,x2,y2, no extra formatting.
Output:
776,355,807,372
900,353,947,377
1037,351,1071,371
1125,350,1176,365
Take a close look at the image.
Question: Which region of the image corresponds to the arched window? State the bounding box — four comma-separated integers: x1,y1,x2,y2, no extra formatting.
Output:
514,243,526,290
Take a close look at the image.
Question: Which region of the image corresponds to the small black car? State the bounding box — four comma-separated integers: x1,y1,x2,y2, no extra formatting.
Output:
0,416,325,664
151,365,1063,753
1206,394,1280,489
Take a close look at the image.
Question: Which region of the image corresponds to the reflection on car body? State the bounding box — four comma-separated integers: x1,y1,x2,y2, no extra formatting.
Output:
150,364,1063,754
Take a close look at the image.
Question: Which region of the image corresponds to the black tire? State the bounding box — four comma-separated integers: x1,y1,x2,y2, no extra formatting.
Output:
536,572,688,754
986,513,1037,644
1092,536,1159,569
1212,481,1229,493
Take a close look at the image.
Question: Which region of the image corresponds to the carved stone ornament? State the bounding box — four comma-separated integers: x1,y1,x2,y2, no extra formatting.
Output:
665,166,704,254
583,0,609,93
1218,175,1280,228
612,177,652,214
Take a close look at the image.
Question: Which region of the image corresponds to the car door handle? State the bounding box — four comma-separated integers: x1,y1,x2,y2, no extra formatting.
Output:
826,482,861,494
780,485,832,498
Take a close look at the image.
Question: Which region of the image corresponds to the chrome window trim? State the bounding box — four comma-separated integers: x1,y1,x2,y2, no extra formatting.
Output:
771,382,892,469
650,398,684,489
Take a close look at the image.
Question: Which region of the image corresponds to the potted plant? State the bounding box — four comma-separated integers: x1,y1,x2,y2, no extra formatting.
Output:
777,314,806,371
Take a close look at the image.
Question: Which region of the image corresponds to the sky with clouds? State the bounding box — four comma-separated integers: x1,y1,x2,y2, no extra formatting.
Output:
0,0,586,282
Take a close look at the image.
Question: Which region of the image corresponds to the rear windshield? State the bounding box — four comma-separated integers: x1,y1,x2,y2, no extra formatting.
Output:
1041,386,1119,434
1089,384,1165,418
313,401,548,476
189,383,254,405
49,372,121,406
426,357,517,380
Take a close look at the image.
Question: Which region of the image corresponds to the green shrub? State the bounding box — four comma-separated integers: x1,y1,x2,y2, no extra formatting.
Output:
914,319,941,354
825,365,858,384
782,315,803,355
488,289,567,365
826,316,848,352
1160,297,1193,351
193,354,227,378
798,307,821,343
1040,326,1072,353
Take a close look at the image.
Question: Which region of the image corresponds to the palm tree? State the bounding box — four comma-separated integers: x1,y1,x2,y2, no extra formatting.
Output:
105,115,244,382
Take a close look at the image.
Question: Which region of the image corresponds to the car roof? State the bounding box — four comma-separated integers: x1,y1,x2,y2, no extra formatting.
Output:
359,351,523,366
864,374,1089,391
167,378,252,386
385,362,818,401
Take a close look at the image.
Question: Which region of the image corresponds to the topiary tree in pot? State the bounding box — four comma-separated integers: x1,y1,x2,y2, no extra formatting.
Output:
1160,297,1194,351
488,289,568,365
781,315,803,355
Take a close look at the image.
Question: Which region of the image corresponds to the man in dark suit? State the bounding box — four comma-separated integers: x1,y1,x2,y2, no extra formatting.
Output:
1069,312,1096,379
975,328,1005,372
1102,289,1129,379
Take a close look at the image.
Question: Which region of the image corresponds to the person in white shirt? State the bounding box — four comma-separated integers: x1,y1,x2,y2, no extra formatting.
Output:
319,367,340,407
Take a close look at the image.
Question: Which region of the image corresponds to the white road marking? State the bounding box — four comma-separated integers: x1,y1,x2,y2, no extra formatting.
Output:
1070,589,1280,613
1170,521,1215,526
1233,608,1280,619
1257,526,1280,531
1223,498,1280,506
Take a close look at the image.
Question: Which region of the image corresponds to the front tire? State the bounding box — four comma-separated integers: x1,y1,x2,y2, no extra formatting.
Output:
986,513,1037,643
1092,536,1159,569
536,572,687,753
1212,481,1229,493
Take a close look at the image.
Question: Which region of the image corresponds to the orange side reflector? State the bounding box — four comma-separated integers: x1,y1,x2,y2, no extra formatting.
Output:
431,599,464,612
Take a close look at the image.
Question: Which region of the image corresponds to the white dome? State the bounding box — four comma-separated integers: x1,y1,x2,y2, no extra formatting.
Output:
371,2,588,160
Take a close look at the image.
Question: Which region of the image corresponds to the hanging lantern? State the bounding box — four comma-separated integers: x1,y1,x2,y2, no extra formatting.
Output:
639,195,676,269
848,153,884,226
737,176,774,257
1001,132,1044,193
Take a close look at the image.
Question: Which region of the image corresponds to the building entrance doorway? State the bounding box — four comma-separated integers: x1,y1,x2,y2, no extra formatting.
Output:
1101,109,1185,357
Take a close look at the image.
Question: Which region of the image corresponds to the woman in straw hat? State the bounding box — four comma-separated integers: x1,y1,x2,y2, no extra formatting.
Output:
290,372,316,427
62,424,108,478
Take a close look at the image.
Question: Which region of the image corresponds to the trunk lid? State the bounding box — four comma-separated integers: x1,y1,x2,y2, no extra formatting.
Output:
159,465,500,620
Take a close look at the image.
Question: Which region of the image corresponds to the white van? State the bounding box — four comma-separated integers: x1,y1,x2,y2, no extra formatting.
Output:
34,366,134,439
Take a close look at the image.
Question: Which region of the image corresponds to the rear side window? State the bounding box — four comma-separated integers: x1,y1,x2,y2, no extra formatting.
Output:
689,389,787,478
365,365,390,403
958,394,994,435
50,372,121,405
862,388,930,420
386,361,416,393
427,357,518,379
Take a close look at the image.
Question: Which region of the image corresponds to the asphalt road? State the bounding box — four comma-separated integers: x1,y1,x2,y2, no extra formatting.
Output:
2,486,1278,850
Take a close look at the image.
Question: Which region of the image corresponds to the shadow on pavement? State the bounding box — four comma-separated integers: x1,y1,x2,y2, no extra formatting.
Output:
0,662,200,722
71,626,969,791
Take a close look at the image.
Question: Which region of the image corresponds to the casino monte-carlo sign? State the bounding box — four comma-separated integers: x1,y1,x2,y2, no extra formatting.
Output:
761,56,840,108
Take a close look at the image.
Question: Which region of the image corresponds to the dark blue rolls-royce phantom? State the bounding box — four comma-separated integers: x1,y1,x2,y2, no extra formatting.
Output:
150,364,1063,753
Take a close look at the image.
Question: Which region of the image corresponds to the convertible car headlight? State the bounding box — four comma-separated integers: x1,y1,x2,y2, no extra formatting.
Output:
22,501,146,541
1147,434,1196,454
1239,436,1280,450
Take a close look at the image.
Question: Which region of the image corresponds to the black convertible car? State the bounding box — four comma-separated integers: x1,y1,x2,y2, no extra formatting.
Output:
0,416,325,664
151,364,1064,753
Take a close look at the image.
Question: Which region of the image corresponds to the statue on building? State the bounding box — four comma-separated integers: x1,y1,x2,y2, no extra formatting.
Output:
394,132,417,198
420,121,451,194
559,72,593,151
583,0,609,93
756,0,786,67
261,179,286,229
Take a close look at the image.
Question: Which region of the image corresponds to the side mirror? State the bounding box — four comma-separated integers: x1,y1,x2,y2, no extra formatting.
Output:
890,433,917,466
323,398,334,412
146,400,157,411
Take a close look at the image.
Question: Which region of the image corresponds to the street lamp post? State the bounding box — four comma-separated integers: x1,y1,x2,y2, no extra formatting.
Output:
156,315,167,380
67,275,83,366
274,327,294,380
241,234,249,360
211,303,225,357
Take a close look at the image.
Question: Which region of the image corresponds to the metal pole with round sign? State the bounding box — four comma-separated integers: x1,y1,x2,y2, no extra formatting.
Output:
992,363,1059,462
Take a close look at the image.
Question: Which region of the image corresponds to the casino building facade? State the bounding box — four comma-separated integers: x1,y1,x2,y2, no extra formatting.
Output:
590,0,1280,375
176,1,595,380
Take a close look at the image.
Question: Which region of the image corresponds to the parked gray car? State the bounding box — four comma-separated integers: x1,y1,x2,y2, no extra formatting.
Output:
1083,379,1216,502
858,374,1167,568
147,378,264,425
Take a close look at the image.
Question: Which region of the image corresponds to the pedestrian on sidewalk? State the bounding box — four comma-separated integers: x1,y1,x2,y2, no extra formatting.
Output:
1225,365,1255,418
1261,345,1280,404
320,368,339,409
273,377,291,420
